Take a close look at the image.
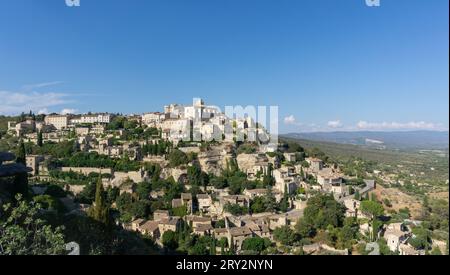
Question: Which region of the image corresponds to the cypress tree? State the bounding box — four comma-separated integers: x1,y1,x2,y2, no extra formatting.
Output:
178,221,185,248
13,172,29,198
210,234,217,255
229,236,236,255
16,139,26,165
37,131,43,147
89,177,111,227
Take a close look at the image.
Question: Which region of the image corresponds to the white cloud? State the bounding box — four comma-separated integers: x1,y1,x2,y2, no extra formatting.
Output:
60,108,78,115
38,108,50,115
327,120,343,128
356,121,443,130
284,115,296,124
0,90,72,115
284,115,304,127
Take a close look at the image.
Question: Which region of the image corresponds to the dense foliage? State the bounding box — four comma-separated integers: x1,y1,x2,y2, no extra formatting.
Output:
0,195,66,255
55,152,140,172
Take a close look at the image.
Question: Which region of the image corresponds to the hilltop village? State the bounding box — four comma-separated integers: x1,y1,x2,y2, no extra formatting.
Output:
0,99,447,255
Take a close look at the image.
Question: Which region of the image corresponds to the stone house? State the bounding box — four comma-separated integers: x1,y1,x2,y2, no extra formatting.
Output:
154,210,170,221
229,227,254,251
185,215,212,230
197,194,213,214
158,217,181,236
193,224,214,236
26,155,44,176
384,223,410,253
306,157,324,172
222,195,250,208
140,221,160,239
283,153,297,163
213,228,229,240
317,169,343,186
172,198,183,209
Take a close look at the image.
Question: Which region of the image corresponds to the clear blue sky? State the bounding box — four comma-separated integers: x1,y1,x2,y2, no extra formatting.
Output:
0,0,448,133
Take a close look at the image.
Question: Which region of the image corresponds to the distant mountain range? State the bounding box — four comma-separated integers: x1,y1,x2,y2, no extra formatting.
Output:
282,131,449,150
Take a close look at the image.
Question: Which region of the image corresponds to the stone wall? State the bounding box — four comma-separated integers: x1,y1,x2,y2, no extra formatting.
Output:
61,167,112,176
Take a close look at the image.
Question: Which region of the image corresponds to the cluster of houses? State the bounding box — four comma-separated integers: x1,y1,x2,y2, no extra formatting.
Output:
122,147,378,252
382,222,422,255
130,193,303,252
144,98,272,146
8,99,440,255
236,152,375,202
8,113,113,136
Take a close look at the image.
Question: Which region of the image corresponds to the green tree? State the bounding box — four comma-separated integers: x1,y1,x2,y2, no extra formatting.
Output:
228,175,246,195
296,218,316,239
241,237,270,254
273,225,297,246
360,200,384,241
168,149,189,167
116,192,133,213
162,230,178,250
106,186,120,204
409,224,432,251
335,218,359,250
16,139,26,165
210,176,228,189
76,181,97,204
88,178,111,227
250,196,266,214
187,164,202,186
172,205,188,217
130,200,150,219
33,195,64,213
224,203,248,216
37,131,43,147
0,194,66,255
135,181,152,200
210,234,217,255
360,200,384,218
302,194,346,231
214,219,226,229
279,186,289,212
218,237,228,254
189,243,208,255
263,189,277,213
